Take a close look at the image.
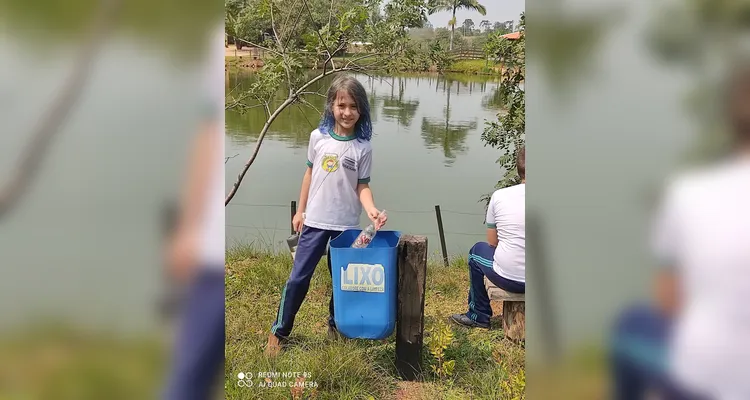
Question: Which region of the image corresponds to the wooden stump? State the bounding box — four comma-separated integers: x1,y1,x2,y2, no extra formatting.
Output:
501,301,525,342
395,235,428,381
485,276,525,342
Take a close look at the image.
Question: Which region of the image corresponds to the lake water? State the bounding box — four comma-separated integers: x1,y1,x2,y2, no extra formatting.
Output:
225,71,507,257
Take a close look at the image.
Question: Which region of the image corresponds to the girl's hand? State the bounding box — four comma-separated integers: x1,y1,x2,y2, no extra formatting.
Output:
292,212,305,233
368,208,387,230
166,227,199,283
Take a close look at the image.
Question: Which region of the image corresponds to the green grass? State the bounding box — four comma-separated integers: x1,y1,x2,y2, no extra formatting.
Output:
445,60,499,75
225,245,525,400
227,53,500,76
0,325,167,400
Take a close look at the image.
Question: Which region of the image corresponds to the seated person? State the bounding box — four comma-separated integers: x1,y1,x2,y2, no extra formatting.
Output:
451,147,525,329
611,64,750,400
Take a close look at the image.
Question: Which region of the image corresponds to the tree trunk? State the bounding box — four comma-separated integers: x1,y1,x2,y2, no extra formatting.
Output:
449,7,456,51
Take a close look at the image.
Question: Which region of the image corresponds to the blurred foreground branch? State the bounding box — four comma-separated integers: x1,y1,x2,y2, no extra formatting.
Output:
0,0,122,220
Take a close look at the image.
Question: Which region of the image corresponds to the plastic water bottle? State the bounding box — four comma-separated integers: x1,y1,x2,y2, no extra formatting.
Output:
351,211,387,248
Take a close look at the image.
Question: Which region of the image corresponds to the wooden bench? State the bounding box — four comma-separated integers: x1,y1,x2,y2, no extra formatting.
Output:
485,277,525,341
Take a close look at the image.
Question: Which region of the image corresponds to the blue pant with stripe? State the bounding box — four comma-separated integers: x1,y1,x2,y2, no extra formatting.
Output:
271,225,341,339
163,268,225,400
465,242,525,325
610,304,708,400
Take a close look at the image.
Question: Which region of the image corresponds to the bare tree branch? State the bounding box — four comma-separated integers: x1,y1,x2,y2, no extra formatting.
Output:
302,0,335,71
225,154,240,164
225,101,265,112
328,0,334,30
226,65,358,205
233,37,280,56
282,1,306,53
224,0,396,206
297,97,321,115
299,91,327,98
295,103,318,130
226,81,244,98
269,1,296,97
0,0,122,220
269,2,282,51
344,52,381,68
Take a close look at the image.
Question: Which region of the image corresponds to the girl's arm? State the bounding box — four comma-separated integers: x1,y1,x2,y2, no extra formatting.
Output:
298,167,313,214
358,183,387,229
357,183,377,214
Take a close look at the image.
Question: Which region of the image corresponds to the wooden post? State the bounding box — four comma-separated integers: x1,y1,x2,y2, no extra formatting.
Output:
290,200,297,235
396,235,428,381
434,205,449,267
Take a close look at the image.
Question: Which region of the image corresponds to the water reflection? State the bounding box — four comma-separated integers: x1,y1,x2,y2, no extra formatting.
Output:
419,76,481,165
226,71,495,165
378,77,420,127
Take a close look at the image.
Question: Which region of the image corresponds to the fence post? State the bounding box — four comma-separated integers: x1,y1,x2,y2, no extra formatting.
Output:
434,205,449,267
290,200,297,235
396,235,428,381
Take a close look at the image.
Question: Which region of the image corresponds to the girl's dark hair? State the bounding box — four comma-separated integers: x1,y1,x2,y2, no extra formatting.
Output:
318,74,373,141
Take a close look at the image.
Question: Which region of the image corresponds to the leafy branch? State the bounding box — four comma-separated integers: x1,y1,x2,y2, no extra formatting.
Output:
225,0,416,206
481,12,525,194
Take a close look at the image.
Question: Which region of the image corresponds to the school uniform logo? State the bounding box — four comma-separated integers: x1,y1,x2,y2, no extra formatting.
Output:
342,156,356,172
321,154,339,172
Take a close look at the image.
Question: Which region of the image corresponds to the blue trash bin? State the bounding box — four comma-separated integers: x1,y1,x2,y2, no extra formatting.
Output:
329,229,401,339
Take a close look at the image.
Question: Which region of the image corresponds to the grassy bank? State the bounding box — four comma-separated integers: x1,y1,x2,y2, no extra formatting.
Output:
445,60,499,75
0,325,167,399
225,245,525,400
225,55,501,76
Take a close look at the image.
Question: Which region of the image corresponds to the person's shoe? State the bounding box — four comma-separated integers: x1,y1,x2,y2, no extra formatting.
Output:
450,313,490,329
327,325,343,341
265,333,283,357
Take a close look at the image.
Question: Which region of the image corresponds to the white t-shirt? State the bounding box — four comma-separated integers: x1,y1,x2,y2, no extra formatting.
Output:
197,26,225,268
485,183,525,282
652,156,750,399
303,129,372,231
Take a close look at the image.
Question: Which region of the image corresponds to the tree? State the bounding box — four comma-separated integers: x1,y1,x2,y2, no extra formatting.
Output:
462,18,474,36
492,21,502,32
427,0,486,50
479,19,490,32
481,12,524,191
225,0,422,205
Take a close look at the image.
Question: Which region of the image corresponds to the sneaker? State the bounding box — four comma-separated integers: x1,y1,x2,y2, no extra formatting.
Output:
265,333,283,357
450,313,490,329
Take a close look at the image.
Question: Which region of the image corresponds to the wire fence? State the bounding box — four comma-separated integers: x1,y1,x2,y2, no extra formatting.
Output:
226,201,490,261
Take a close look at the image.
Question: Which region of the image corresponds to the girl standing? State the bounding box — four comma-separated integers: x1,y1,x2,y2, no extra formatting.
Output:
266,74,387,356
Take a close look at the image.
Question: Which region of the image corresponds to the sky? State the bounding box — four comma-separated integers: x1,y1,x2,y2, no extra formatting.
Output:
426,0,525,30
